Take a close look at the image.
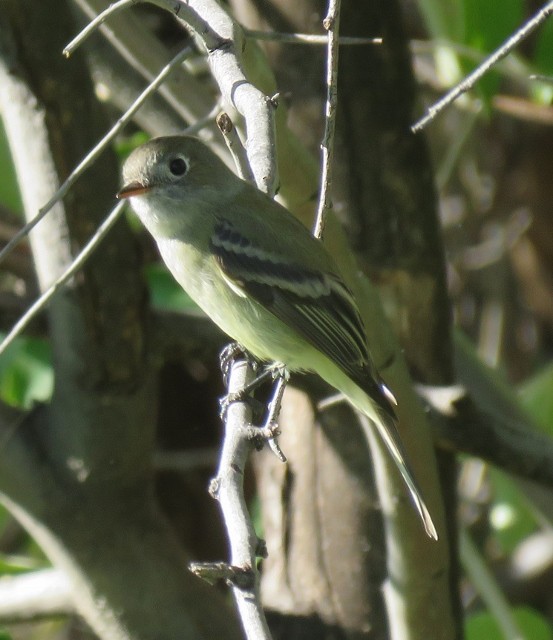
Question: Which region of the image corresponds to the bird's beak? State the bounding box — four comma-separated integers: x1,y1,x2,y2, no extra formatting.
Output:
116,181,150,199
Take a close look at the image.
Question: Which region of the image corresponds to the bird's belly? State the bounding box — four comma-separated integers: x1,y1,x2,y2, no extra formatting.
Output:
158,241,310,369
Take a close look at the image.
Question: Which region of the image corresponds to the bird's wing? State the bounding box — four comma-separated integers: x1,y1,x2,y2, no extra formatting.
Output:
210,218,394,416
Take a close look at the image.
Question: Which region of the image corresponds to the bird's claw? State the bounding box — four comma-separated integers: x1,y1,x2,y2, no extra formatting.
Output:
249,422,286,462
219,342,258,388
219,392,264,422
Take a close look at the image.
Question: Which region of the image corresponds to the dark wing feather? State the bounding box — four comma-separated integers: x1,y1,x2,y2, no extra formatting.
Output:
210,219,395,418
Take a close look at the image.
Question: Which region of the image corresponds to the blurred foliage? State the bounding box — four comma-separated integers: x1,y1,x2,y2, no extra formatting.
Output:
466,606,552,640
488,468,536,555
0,121,22,215
417,0,553,638
0,336,53,410
519,363,553,434
144,263,198,313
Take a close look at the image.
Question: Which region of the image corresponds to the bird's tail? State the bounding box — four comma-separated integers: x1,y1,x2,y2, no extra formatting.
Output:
363,403,438,540
344,377,438,541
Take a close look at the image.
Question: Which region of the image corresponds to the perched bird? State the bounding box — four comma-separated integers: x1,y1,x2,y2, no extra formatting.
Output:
117,136,437,540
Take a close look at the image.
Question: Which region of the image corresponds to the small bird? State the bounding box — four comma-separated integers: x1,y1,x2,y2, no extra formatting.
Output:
117,136,437,540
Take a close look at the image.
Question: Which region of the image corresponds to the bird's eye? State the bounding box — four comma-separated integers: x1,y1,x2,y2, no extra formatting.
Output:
169,157,187,176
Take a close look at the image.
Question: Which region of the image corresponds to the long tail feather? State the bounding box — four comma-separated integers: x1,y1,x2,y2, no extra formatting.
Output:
318,361,438,540
358,404,438,541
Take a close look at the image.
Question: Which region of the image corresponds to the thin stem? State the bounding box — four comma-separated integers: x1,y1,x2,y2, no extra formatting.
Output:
460,528,526,640
0,202,126,357
412,1,553,132
216,112,255,184
312,0,341,240
63,0,136,57
245,29,381,46
0,45,193,269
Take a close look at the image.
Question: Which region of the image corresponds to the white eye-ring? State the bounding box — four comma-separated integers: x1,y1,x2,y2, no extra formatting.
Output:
169,156,187,176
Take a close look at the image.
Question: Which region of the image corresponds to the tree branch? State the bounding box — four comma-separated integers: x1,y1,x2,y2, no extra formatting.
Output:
0,2,242,638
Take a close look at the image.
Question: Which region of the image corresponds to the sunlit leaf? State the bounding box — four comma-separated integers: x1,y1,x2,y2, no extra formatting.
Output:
466,606,552,640
0,336,53,409
0,553,45,575
460,0,523,104
519,363,553,436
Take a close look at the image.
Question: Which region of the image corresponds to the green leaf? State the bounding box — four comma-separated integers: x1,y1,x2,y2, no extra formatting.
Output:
0,630,13,640
144,263,199,313
460,0,523,105
519,363,553,435
462,0,523,52
418,0,464,41
532,15,553,77
466,606,552,640
115,131,149,160
0,336,53,409
0,554,45,576
0,119,23,214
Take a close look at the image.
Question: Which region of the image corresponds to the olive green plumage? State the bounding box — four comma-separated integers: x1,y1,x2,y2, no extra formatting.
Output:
118,136,437,540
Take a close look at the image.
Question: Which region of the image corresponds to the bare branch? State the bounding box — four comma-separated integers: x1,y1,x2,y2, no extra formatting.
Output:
312,0,341,240
73,0,217,130
64,0,135,56
68,0,279,195
412,0,553,132
0,202,126,357
0,44,193,269
209,357,273,640
217,112,255,184
0,568,73,622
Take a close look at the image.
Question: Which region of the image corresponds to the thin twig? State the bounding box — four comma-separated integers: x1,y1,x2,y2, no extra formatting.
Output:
0,202,126,357
412,0,553,132
245,29,381,46
63,0,136,57
312,0,341,240
73,0,217,133
70,0,278,194
216,113,255,184
0,45,193,269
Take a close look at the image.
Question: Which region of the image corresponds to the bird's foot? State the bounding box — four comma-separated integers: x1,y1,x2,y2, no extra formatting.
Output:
219,393,265,422
219,342,257,388
248,420,286,462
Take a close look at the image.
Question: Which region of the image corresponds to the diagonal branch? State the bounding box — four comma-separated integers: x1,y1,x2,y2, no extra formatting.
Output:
412,0,553,132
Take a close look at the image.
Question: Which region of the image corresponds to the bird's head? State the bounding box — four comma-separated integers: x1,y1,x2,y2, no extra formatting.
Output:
117,136,236,203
